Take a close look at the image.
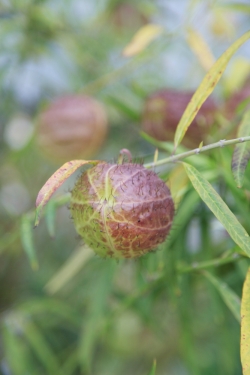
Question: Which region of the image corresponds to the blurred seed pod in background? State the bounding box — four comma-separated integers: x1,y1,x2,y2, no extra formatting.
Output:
36,95,108,164
109,2,149,32
141,89,218,148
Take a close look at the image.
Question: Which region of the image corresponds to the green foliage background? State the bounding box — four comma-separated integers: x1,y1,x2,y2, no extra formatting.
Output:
1,1,250,374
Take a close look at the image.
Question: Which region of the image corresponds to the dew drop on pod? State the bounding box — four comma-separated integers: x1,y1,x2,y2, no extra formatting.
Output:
70,151,174,259
142,89,218,148
36,95,108,163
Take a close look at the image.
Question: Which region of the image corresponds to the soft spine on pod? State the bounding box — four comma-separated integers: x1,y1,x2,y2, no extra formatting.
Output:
70,162,175,259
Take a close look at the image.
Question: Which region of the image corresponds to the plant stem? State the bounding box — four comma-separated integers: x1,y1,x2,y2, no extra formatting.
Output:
177,252,242,273
144,136,250,168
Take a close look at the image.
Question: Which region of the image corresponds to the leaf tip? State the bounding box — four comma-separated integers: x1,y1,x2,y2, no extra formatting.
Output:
34,210,40,228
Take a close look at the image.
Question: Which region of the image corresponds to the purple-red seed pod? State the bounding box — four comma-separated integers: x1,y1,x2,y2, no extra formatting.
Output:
36,95,108,163
70,162,174,259
142,89,218,148
111,3,148,31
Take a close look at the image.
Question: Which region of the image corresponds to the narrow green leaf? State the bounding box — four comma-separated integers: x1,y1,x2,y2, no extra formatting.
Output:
2,323,30,375
232,110,250,187
79,261,116,372
140,131,176,152
24,320,66,375
61,350,79,375
107,96,140,121
18,299,81,327
21,214,38,270
241,267,250,375
45,193,71,237
168,190,200,245
35,159,100,227
174,30,250,148
184,163,250,257
147,359,157,375
203,271,241,322
45,199,56,238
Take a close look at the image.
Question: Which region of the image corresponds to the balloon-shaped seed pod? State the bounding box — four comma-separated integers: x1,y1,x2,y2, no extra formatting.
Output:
142,89,218,148
70,162,174,259
36,95,108,163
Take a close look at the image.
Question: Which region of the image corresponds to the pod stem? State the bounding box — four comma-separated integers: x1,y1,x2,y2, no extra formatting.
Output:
118,148,133,164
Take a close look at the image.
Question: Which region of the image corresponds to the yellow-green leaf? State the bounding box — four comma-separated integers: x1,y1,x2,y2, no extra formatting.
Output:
35,160,100,227
147,359,157,375
174,30,250,148
123,24,163,57
232,110,250,188
241,267,250,375
184,163,250,257
223,3,250,13
187,28,215,71
44,245,94,295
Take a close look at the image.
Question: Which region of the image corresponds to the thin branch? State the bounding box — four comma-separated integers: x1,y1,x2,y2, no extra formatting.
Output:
177,252,242,273
145,136,250,168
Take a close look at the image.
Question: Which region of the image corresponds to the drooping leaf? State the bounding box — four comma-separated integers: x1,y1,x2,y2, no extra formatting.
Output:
184,163,250,258
35,160,100,227
241,267,250,375
231,110,250,188
44,199,57,238
21,214,38,270
203,271,241,322
147,359,157,375
45,193,71,237
123,24,163,57
174,30,250,148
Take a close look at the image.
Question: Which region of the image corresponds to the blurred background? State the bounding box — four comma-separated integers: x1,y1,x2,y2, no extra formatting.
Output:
1,0,250,374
